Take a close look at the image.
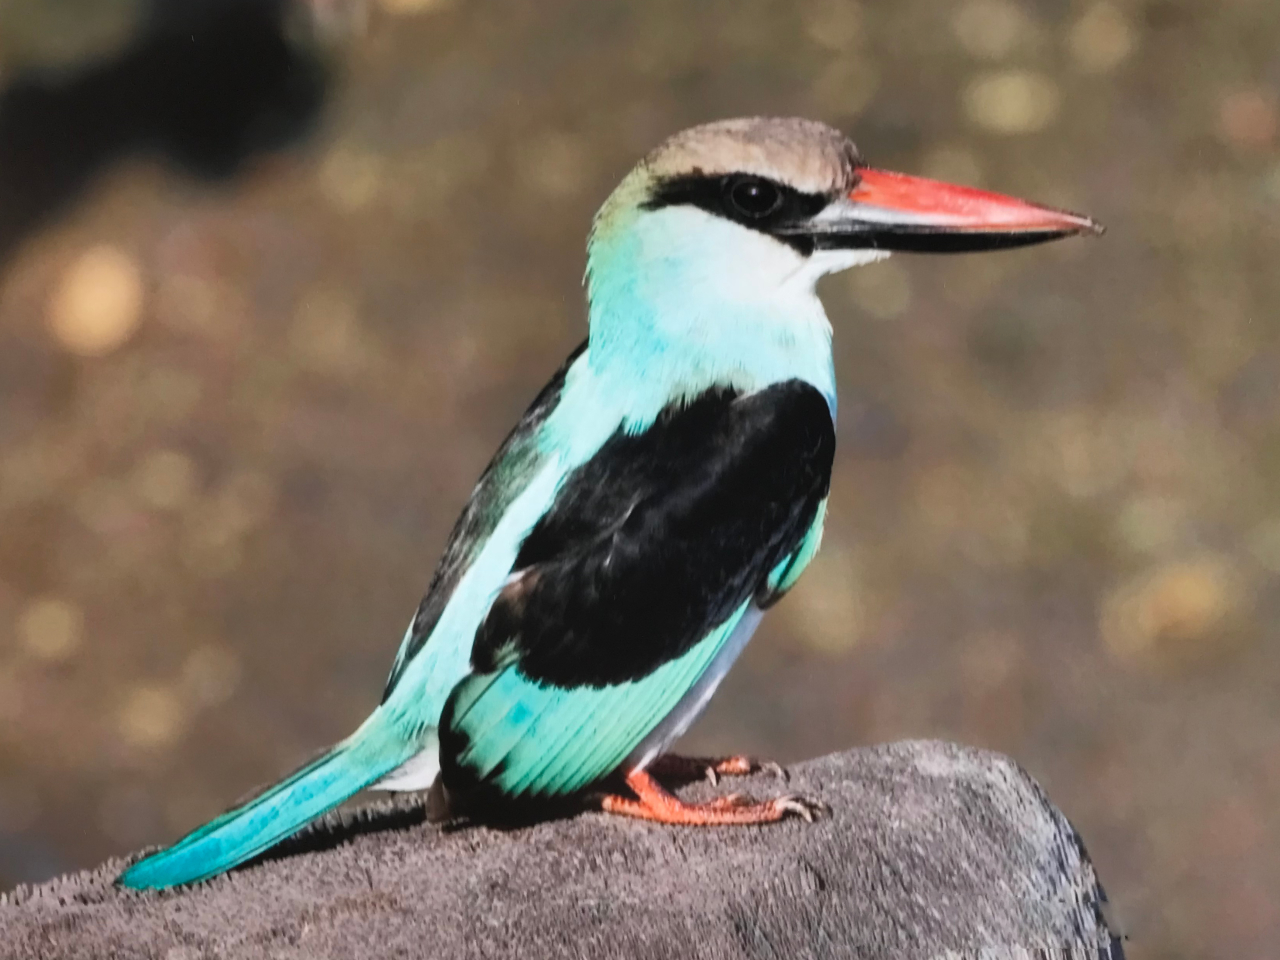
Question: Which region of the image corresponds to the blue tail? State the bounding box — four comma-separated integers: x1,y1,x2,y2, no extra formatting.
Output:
117,714,418,889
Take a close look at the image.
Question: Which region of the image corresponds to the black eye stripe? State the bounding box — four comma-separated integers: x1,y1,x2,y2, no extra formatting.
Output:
642,173,829,254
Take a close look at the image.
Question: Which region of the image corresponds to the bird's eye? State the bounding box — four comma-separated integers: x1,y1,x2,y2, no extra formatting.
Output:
727,177,783,219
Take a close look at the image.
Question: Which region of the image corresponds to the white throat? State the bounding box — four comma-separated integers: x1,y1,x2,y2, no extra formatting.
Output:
584,206,889,428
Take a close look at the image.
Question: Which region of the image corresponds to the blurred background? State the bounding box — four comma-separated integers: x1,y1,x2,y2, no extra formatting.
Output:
0,0,1277,956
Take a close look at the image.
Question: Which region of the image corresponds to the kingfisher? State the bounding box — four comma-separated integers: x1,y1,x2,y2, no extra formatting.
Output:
118,117,1099,889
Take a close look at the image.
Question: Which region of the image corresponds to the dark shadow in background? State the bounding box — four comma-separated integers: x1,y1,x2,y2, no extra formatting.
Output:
0,0,329,266
0,1,326,886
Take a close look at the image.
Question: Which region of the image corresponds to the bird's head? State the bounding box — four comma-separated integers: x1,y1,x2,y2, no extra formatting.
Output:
588,116,1100,304
582,117,1100,417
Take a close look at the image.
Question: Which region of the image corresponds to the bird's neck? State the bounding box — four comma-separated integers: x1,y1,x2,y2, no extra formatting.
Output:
580,206,838,431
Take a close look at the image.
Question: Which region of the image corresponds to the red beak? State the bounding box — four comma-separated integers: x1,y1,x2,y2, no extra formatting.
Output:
804,168,1103,253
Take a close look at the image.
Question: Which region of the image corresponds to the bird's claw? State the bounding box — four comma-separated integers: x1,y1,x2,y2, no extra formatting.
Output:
648,754,791,788
771,794,829,823
760,760,789,784
701,791,826,821
708,756,789,784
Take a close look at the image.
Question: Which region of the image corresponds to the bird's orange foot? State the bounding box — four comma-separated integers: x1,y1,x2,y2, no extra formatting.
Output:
599,768,826,825
646,752,788,786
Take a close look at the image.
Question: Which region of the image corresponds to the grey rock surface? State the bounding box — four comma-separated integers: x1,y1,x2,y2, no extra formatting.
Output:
0,741,1123,960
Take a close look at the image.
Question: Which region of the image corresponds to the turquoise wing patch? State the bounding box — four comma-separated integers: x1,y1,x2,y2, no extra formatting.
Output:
442,603,750,799
766,498,827,599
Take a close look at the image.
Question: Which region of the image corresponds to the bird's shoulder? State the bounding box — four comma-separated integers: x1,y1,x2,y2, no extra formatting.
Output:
514,377,834,568
382,340,586,699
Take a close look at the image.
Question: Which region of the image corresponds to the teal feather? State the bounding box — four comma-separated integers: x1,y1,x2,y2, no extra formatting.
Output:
116,713,418,890
517,675,622,795
447,604,750,799
456,673,542,781
767,498,828,596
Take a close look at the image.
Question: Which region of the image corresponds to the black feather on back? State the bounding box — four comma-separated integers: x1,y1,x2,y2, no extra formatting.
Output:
470,379,835,689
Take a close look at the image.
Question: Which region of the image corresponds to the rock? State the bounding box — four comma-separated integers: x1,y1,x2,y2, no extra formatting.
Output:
0,741,1123,960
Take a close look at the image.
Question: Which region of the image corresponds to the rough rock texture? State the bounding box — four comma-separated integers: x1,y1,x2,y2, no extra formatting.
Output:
0,741,1124,960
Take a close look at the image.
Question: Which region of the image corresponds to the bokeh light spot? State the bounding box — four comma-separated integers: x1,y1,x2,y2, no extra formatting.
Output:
318,144,385,211
117,685,189,751
952,0,1032,60
1217,89,1278,153
1101,556,1249,667
801,0,865,52
963,70,1061,134
18,597,84,664
378,0,454,13
46,245,145,357
1067,3,1135,74
291,287,367,376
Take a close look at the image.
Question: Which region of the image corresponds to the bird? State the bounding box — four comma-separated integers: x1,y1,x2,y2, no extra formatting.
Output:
117,117,1100,889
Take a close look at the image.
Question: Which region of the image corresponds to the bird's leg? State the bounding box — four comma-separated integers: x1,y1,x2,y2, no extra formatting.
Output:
646,753,788,786
598,768,826,825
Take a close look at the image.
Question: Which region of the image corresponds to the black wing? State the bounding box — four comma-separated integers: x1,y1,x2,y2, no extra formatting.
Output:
468,378,836,689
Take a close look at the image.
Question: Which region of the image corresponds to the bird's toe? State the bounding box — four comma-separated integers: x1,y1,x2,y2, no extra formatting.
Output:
771,794,828,823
